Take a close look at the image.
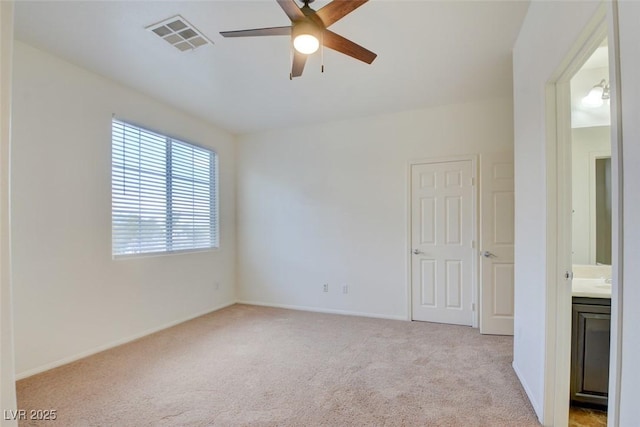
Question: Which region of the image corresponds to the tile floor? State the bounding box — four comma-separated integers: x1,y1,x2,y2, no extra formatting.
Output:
569,406,607,427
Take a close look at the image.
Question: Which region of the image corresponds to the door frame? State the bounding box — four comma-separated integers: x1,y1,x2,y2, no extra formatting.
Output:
543,3,623,426
0,0,18,421
406,155,479,327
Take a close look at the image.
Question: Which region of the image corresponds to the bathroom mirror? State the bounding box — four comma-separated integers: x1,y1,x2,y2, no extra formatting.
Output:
571,126,612,265
594,157,612,264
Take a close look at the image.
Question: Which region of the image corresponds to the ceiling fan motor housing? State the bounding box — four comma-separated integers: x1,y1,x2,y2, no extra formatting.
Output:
293,20,321,39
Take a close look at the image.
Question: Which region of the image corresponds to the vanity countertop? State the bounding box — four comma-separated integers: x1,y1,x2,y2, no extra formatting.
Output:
572,278,612,299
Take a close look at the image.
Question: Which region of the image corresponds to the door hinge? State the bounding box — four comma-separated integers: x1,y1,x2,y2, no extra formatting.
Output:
471,177,475,186
565,271,574,280
471,240,475,249
472,303,476,311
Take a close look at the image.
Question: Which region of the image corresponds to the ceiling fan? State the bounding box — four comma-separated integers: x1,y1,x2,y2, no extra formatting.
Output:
220,0,377,79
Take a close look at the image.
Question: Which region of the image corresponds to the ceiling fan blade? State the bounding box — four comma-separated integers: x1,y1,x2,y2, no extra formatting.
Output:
322,30,377,64
220,26,292,38
291,50,307,78
276,0,305,22
316,0,368,27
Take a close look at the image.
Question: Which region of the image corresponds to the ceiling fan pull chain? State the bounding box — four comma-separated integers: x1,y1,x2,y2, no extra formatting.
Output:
321,32,325,73
290,43,294,80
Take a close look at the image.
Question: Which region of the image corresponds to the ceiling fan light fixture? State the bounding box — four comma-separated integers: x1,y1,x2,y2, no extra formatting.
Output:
294,34,320,54
292,21,320,54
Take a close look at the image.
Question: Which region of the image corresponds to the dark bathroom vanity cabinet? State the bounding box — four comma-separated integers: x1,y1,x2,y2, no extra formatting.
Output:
571,297,611,407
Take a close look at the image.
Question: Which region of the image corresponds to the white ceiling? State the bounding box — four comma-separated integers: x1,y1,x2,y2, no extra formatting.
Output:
14,0,530,134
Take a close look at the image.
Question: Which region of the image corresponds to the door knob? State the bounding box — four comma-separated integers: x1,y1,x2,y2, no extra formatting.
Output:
482,251,497,258
412,249,422,255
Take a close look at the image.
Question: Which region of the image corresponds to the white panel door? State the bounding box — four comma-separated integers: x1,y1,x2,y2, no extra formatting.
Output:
411,160,474,326
480,153,515,335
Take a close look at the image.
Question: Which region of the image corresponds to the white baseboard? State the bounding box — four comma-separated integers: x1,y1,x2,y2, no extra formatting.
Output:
237,300,407,321
15,301,236,380
512,360,543,422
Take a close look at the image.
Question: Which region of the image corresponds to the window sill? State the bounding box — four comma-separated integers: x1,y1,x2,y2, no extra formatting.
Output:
112,246,220,261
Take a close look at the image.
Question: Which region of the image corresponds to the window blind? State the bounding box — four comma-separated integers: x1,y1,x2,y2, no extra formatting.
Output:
112,119,218,257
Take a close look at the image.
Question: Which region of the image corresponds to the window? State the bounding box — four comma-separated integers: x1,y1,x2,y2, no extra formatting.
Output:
111,119,218,257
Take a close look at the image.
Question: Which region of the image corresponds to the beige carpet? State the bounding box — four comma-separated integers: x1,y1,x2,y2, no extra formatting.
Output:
17,304,539,426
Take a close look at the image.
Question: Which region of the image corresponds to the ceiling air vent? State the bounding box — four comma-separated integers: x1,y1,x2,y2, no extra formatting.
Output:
147,15,212,52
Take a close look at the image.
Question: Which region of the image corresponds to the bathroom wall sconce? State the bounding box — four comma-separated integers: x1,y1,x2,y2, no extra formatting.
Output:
582,79,610,108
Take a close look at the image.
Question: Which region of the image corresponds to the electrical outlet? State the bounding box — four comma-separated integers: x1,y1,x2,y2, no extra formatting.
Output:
323,283,329,293
342,284,348,294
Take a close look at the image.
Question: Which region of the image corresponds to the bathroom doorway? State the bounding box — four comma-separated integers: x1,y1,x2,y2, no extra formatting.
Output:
541,5,624,424
567,38,612,426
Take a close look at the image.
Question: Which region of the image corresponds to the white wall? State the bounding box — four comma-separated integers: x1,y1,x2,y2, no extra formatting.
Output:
512,0,602,421
571,126,610,264
1,1,18,423
11,42,236,377
617,1,640,423
236,97,513,319
514,0,640,424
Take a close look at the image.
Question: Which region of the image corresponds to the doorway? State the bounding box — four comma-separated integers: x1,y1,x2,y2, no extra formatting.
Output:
409,157,476,326
546,8,622,426
567,39,612,425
